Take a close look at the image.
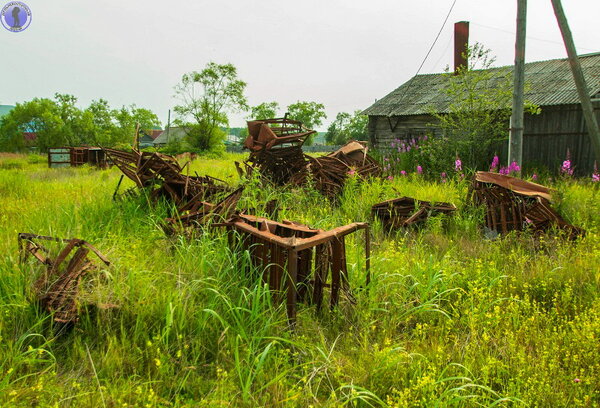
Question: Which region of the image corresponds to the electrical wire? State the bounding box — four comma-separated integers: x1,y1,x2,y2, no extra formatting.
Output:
471,21,596,52
414,0,458,76
386,0,457,117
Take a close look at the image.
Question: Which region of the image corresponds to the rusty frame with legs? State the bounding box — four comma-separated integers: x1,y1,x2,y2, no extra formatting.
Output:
224,214,370,325
18,233,111,324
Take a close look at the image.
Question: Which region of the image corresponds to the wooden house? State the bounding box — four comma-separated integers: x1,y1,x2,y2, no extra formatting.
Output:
363,52,600,173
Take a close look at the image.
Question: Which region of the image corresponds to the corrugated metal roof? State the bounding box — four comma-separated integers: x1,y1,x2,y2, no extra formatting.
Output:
363,53,600,117
152,127,188,145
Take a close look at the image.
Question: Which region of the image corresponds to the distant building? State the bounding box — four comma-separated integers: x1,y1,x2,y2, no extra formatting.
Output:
364,52,600,174
152,126,188,146
139,129,163,148
225,133,242,145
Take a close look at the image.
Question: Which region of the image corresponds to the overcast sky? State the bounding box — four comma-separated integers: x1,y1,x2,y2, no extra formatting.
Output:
2,0,600,130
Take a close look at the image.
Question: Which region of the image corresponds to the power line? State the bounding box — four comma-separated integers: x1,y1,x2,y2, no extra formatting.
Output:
414,0,458,76
471,21,596,52
387,0,457,117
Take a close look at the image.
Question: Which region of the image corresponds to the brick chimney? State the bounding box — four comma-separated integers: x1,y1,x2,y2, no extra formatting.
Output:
454,21,469,74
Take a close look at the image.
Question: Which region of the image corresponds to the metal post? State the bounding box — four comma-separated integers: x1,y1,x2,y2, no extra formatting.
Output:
551,0,600,160
508,0,527,168
166,109,171,144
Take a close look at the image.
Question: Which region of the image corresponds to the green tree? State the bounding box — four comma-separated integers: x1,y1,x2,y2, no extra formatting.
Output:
112,104,161,147
422,43,519,173
0,98,65,152
173,62,248,151
0,95,161,151
286,101,326,145
325,112,351,145
250,101,279,120
325,110,368,145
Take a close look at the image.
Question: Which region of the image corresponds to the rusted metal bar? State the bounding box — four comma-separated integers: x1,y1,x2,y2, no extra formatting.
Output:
18,234,111,324
469,171,584,239
372,197,457,230
223,214,370,323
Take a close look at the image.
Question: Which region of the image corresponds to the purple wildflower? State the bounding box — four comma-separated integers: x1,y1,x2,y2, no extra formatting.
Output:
387,175,394,181
489,155,499,172
499,166,509,175
455,157,462,172
592,161,599,182
400,170,407,176
532,173,538,181
416,165,423,174
561,150,574,176
508,161,521,174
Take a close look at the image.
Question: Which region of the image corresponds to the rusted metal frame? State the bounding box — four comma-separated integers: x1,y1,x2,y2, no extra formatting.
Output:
227,220,367,252
19,234,110,268
296,248,312,302
330,237,343,310
43,246,91,320
402,207,428,226
286,249,298,326
312,244,329,312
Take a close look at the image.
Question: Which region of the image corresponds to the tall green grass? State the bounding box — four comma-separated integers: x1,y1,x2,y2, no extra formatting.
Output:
0,154,598,407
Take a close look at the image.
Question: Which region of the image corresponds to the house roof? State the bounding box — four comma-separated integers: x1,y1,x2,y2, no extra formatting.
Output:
363,52,600,117
150,129,163,139
152,127,188,144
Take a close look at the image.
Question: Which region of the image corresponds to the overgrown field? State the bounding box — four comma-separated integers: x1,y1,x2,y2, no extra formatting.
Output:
0,153,599,407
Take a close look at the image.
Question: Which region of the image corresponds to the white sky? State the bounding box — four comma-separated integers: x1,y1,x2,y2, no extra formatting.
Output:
2,0,599,130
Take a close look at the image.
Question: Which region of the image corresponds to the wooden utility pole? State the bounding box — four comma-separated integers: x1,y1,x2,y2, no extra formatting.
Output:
551,0,600,160
508,0,527,167
166,109,171,143
133,122,140,151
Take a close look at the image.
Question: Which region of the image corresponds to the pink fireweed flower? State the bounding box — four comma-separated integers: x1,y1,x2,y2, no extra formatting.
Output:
508,161,521,173
562,161,574,176
592,161,599,182
489,155,499,172
347,169,356,176
532,173,538,181
561,150,574,176
455,158,462,172
416,165,423,174
499,166,509,175
400,170,407,176
387,175,394,181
